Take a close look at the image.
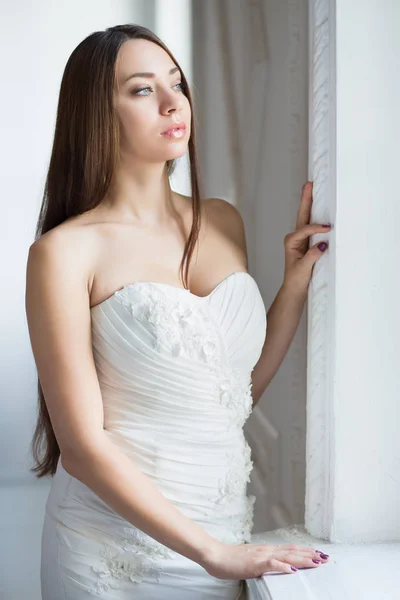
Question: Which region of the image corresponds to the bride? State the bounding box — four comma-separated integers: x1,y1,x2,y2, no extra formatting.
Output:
25,23,331,600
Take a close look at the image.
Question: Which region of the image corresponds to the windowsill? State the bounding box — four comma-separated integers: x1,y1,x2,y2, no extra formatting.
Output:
245,525,400,600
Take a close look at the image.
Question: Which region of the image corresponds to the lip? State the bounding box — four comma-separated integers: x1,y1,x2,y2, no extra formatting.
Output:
161,123,187,135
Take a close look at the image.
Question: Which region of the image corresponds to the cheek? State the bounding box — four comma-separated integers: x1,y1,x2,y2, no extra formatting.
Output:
120,103,145,127
118,103,155,141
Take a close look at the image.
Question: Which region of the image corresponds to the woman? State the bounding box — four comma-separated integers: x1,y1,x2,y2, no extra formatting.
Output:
26,23,331,600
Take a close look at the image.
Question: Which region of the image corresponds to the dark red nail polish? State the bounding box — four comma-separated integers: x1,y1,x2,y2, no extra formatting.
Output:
312,559,321,564
291,566,298,571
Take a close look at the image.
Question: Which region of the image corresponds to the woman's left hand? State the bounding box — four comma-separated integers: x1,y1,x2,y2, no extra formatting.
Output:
282,181,331,297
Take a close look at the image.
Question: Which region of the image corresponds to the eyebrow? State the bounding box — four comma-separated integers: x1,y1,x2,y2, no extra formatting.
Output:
123,66,180,84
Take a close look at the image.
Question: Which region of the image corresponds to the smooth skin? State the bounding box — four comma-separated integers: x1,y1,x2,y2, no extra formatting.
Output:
203,541,328,578
26,37,329,580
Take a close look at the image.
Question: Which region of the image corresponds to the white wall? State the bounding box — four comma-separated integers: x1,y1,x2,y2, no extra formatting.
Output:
0,2,152,597
333,0,400,541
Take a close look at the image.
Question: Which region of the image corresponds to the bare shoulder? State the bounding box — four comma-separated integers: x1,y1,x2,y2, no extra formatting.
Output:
30,212,99,250
178,193,246,241
202,196,244,226
28,215,98,298
202,197,248,258
176,193,248,270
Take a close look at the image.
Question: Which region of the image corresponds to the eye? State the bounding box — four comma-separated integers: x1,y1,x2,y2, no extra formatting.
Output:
131,81,185,96
132,86,152,96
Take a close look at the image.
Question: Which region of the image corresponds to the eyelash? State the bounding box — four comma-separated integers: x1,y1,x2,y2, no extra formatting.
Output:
132,82,185,96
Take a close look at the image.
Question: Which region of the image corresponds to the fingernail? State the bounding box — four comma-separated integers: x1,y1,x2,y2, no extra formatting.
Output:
318,242,328,251
319,553,329,559
322,224,331,227
291,566,298,571
312,559,321,564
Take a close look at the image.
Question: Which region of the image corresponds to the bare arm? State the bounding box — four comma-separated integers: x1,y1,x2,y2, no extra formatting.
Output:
63,433,215,565
251,282,307,406
25,231,220,567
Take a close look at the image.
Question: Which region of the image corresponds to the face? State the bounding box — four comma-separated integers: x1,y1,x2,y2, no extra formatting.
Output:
113,38,191,165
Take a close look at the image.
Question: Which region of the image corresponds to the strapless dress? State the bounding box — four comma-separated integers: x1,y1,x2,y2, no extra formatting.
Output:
41,271,267,599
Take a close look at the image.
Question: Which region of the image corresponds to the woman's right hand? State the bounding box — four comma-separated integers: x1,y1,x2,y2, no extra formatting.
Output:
201,541,329,580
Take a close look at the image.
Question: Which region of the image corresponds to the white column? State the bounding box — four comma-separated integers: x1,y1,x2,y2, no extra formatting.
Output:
306,0,400,544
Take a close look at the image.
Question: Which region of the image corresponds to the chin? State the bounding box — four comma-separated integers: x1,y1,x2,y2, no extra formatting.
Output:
163,144,190,161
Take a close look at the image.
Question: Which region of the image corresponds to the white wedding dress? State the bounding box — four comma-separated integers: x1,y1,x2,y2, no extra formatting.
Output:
41,271,267,599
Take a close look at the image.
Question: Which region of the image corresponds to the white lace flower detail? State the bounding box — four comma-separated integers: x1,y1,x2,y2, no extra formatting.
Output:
231,494,256,544
207,440,253,506
85,526,178,595
84,571,121,596
215,365,253,429
241,494,256,543
115,283,220,364
214,494,256,545
117,526,178,560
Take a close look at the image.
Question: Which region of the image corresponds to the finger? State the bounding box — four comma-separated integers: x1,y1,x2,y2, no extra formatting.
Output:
274,544,322,558
273,547,326,562
286,223,331,245
295,181,313,230
311,240,329,257
275,550,324,569
274,543,320,552
259,557,299,576
293,241,328,276
260,543,315,551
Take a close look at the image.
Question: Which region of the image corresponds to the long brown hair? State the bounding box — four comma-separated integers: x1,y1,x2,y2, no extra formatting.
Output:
29,24,203,478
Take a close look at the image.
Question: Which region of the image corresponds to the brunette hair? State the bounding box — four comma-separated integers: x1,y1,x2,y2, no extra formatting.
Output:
29,24,203,478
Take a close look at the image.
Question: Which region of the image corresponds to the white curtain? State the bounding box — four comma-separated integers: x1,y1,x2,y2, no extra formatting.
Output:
192,0,310,534
192,0,269,271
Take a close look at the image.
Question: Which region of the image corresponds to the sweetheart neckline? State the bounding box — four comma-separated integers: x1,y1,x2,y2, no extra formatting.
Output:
90,270,255,311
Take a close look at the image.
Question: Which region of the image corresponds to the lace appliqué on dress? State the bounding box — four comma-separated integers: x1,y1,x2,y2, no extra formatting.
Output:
233,494,256,544
116,282,253,429
115,283,221,365
208,440,253,506
205,440,255,545
215,365,254,430
85,526,177,596
213,493,256,546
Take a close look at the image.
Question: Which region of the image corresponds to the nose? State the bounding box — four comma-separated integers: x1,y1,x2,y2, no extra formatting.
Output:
160,86,184,116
